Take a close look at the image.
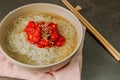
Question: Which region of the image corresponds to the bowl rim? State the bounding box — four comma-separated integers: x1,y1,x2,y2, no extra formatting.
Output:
0,3,83,68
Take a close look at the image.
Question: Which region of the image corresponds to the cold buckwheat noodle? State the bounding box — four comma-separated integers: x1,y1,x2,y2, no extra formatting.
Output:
6,13,77,66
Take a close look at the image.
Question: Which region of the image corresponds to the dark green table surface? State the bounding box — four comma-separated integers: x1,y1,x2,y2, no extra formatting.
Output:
0,0,120,80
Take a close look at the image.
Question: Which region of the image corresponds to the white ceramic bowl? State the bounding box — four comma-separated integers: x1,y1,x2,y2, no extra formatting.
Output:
0,3,83,72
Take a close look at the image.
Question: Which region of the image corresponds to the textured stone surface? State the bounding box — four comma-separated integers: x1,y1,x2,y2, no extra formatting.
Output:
0,0,120,80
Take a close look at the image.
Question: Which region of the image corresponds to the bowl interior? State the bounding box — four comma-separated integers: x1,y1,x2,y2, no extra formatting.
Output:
0,3,83,68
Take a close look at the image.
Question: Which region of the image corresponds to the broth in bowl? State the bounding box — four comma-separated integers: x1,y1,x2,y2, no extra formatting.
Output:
6,13,77,66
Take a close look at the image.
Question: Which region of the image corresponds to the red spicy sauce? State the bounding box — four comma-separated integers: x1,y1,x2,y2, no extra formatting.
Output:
24,21,65,48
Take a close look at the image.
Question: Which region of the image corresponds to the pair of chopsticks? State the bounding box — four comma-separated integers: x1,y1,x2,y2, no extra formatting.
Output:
61,0,120,61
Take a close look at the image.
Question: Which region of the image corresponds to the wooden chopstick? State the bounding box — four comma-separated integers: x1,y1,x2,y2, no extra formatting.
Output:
61,0,120,61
